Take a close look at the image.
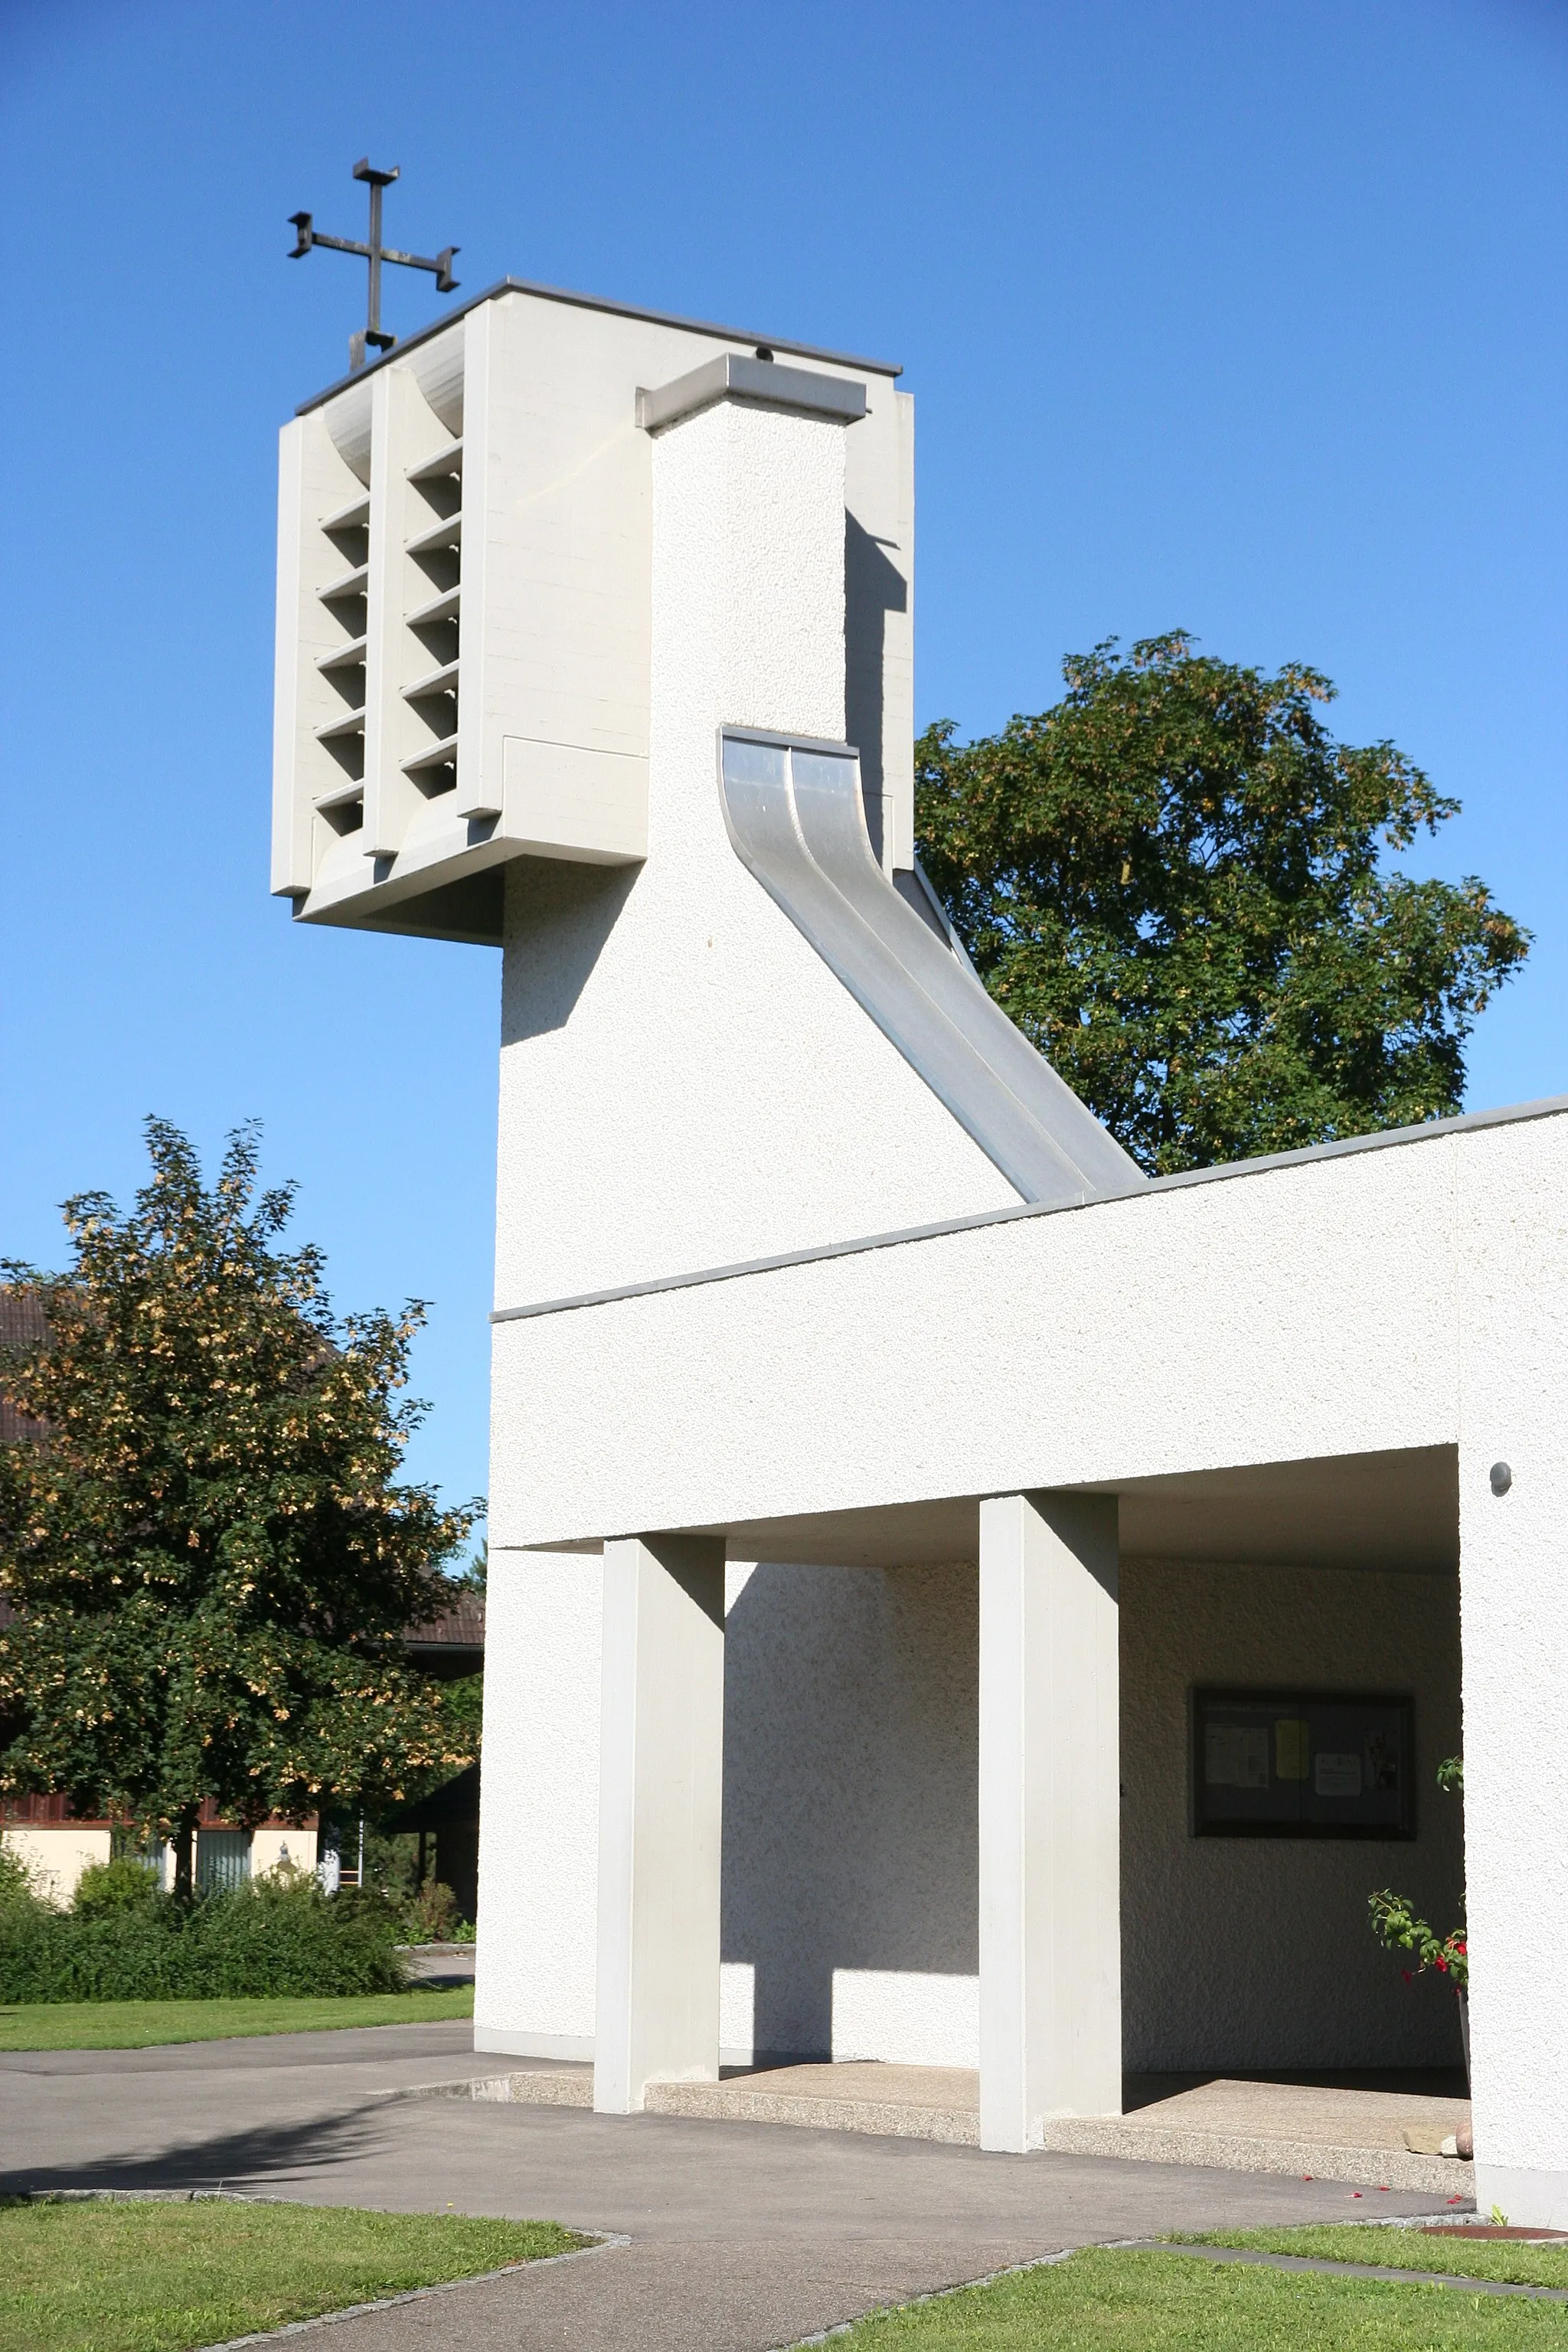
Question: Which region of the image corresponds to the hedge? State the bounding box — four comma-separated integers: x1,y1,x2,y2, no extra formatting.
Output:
0,1862,407,2003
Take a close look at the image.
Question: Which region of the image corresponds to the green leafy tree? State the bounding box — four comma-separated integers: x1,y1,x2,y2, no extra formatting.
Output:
916,634,1529,1174
0,1120,479,1900
1370,1757,1468,1999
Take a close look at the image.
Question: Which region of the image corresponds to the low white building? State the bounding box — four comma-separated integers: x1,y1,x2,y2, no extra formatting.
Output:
273,277,1568,2224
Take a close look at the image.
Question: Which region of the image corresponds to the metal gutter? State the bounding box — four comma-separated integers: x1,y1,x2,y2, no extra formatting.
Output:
717,730,1145,1209
784,737,1142,1200
491,1089,1568,1327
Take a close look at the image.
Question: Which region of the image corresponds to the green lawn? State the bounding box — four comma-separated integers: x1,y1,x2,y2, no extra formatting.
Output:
1177,2223,1568,2292
0,2197,582,2352
831,2246,1568,2347
0,1987,474,2050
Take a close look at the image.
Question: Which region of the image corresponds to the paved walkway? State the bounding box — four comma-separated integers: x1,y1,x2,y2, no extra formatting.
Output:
0,2024,1463,2350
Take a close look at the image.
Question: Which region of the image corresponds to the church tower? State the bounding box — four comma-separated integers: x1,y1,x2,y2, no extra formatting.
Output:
273,273,1139,2099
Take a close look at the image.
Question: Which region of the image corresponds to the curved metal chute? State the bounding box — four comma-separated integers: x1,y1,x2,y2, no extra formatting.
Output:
718,729,1146,1208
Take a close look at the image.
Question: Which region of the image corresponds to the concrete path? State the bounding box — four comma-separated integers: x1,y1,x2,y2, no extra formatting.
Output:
0,2023,1465,2350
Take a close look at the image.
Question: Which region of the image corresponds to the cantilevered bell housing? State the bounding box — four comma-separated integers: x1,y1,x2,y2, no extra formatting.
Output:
271,279,914,947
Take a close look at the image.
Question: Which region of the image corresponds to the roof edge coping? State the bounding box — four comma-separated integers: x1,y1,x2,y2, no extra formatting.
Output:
295,276,901,416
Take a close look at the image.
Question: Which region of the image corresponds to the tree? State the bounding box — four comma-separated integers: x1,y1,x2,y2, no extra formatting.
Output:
916,634,1529,1175
0,1120,479,1900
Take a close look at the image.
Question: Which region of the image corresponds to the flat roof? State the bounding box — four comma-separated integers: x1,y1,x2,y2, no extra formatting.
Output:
296,276,902,416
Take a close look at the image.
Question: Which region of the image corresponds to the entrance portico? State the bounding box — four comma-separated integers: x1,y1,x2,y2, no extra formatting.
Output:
479,1418,1477,2150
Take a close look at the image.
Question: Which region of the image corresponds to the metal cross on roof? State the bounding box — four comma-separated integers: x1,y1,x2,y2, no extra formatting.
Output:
289,158,459,373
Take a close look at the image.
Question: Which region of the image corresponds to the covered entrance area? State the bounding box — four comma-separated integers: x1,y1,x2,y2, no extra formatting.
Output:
569,1442,1466,2182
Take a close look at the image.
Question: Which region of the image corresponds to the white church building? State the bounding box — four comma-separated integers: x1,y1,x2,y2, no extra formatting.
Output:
273,276,1568,2223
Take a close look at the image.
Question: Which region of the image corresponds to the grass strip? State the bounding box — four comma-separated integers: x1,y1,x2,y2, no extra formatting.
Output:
0,2196,583,2352
0,1988,474,2050
1174,2223,1568,2291
828,2246,1568,2346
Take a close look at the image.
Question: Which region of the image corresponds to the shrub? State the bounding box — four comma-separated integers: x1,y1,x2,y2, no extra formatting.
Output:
0,1840,46,1912
0,1867,407,2004
74,1857,163,1914
407,1879,462,1943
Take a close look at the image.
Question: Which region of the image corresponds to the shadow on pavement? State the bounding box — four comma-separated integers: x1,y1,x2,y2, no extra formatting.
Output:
0,2098,387,2199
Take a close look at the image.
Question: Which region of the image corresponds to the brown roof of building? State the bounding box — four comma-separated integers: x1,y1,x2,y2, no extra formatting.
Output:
0,1288,48,1446
404,1589,485,1651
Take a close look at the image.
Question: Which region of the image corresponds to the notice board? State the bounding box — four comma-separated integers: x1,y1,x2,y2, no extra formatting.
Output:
1192,1689,1416,1839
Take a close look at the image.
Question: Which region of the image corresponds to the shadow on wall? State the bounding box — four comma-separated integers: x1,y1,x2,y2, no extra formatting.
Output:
500,859,639,1044
718,1550,1465,2075
721,1559,978,2062
844,514,907,867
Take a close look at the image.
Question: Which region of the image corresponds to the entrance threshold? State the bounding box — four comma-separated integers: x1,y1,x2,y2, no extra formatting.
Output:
397,2059,1475,2194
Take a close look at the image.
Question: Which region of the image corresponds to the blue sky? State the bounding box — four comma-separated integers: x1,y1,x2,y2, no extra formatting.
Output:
2,0,1563,1524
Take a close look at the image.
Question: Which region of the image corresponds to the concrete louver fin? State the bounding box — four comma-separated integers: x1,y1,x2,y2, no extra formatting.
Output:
717,728,1147,1207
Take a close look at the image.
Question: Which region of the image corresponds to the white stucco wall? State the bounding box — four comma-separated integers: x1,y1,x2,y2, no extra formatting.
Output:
1121,1559,1465,2070
721,1560,980,2065
2,1827,111,1907
250,1827,317,1878
490,394,1018,1320
489,1120,1478,1551
1455,1117,1568,2221
475,1547,1465,2074
482,1113,1568,2174
475,1553,982,2067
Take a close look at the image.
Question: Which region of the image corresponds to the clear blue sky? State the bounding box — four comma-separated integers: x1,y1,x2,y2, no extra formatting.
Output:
2,0,1563,1525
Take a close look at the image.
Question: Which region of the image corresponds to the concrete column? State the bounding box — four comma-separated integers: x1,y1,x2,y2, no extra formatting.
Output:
472,1550,603,2060
593,1531,726,2113
978,1491,1121,2152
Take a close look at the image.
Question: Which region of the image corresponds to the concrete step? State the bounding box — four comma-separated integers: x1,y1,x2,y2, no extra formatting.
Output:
645,2078,979,2144
388,2067,593,2108
1038,2116,1472,2197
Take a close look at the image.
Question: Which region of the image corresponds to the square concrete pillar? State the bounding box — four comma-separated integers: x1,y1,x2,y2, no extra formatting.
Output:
593,1531,726,2112
978,1491,1121,2151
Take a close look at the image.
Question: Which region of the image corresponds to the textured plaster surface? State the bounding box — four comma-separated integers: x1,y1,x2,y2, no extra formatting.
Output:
1455,1114,1568,2201
478,1557,983,2071
478,1547,1463,2079
721,1561,980,2065
1120,1560,1465,2070
482,1080,1566,2191
490,397,1015,1315
488,1127,1466,1548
